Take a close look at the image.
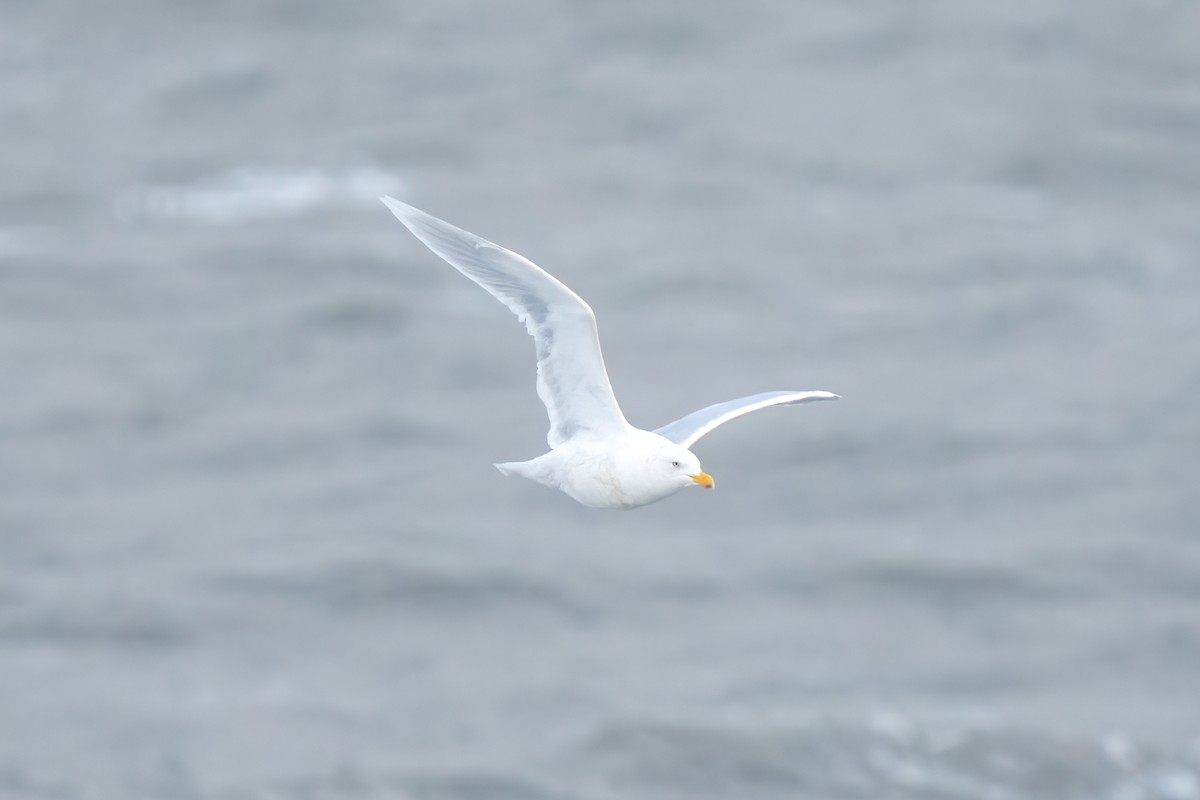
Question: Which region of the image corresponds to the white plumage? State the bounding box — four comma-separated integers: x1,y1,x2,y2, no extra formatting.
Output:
382,197,838,509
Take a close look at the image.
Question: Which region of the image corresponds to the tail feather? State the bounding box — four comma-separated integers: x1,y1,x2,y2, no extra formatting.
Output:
493,457,558,491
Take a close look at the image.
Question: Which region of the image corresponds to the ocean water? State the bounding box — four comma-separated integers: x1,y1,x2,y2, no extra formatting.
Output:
2,1,1199,798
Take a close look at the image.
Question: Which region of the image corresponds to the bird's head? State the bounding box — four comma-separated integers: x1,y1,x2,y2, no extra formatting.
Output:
657,442,714,491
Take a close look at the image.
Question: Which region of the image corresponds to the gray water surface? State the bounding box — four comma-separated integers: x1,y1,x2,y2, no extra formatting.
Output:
3,1,1199,798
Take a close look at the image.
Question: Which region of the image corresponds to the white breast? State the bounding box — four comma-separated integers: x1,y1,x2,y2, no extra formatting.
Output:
552,435,687,509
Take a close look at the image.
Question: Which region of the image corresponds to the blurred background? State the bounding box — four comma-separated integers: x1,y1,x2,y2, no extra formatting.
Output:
2,1,1199,798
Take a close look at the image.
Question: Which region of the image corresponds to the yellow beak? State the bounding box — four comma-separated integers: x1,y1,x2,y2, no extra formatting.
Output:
691,471,714,489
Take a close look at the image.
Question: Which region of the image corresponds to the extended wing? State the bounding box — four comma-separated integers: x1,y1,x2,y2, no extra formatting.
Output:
382,197,629,448
654,390,839,449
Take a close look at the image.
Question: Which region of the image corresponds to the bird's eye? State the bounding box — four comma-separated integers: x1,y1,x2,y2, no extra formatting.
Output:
671,460,680,467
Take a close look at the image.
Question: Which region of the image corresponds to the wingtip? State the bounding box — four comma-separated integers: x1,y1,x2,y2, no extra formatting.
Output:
380,195,417,214
380,196,423,227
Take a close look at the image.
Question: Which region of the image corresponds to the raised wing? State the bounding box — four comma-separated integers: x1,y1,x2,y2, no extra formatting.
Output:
381,197,628,448
654,390,839,449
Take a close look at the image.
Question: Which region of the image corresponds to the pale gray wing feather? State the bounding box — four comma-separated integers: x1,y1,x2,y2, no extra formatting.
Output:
381,197,628,448
654,390,839,449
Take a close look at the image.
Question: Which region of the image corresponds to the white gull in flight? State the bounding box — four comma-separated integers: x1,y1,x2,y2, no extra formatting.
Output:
382,197,838,509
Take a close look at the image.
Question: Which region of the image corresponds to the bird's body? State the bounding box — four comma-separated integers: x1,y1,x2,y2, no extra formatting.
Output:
381,197,838,509
497,428,707,509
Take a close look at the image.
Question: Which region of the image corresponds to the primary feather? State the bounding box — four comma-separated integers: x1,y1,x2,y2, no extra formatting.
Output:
654,390,840,449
